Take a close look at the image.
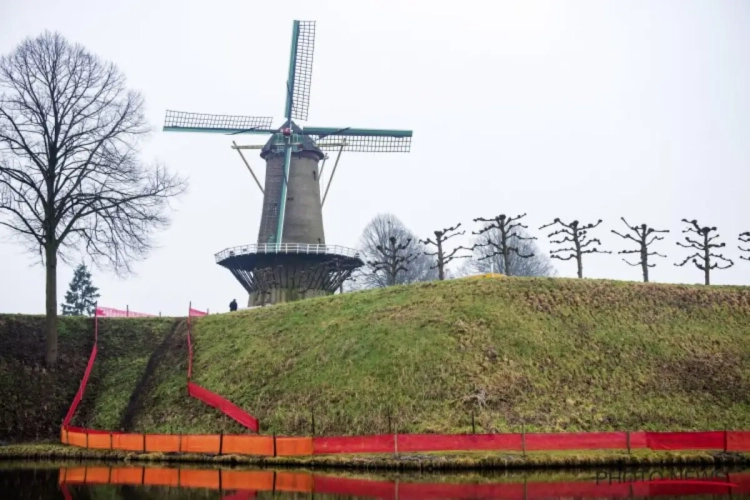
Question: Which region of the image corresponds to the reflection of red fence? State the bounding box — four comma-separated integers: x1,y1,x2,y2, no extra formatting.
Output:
60,305,750,458
58,467,749,497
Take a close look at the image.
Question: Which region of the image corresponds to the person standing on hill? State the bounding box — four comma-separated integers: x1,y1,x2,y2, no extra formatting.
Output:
229,299,238,312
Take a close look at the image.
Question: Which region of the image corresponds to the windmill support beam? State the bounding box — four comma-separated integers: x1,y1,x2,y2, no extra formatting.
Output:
318,154,329,183
321,142,345,208
232,141,264,194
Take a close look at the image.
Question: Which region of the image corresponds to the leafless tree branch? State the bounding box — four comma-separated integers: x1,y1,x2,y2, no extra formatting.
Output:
740,232,750,262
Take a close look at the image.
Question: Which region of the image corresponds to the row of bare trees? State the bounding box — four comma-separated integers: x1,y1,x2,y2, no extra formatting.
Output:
522,216,748,285
355,214,750,289
353,214,555,290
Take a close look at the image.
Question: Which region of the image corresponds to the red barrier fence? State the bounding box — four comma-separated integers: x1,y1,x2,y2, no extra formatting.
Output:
646,431,725,450
61,303,258,440
61,427,750,456
58,467,750,497
186,305,258,432
59,304,750,458
189,307,208,317
96,306,156,318
187,382,258,431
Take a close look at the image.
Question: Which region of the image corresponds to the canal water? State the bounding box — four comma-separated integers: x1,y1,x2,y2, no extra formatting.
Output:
1,463,749,498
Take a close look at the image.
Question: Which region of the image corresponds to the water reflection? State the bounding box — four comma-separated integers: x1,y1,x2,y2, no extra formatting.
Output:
0,464,748,499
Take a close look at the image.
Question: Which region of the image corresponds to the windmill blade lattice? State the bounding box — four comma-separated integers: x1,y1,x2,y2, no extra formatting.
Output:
286,21,316,122
164,110,274,135
304,127,412,153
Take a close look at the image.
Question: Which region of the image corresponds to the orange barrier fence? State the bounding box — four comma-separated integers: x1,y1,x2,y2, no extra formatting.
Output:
61,428,750,457
58,467,750,497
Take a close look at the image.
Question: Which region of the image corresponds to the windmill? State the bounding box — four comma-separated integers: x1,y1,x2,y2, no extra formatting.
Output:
163,20,413,306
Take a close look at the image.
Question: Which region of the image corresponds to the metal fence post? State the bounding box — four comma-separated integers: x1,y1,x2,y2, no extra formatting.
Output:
626,430,631,454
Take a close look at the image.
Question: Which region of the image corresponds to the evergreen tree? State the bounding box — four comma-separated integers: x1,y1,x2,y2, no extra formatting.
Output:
61,264,100,316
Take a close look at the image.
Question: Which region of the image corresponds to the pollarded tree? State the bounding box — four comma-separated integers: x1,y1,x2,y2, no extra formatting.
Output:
611,218,669,282
355,213,437,289
740,232,750,261
472,214,536,276
674,219,733,285
368,235,417,287
420,223,471,280
0,32,186,365
462,226,555,277
539,218,610,278
61,263,100,316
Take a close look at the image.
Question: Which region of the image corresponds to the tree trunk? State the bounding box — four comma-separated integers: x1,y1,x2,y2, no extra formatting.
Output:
704,250,710,285
574,234,583,278
45,244,59,366
437,242,444,280
641,249,649,283
703,234,710,285
502,246,510,276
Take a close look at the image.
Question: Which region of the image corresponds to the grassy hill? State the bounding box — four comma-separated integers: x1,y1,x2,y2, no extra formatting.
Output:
2,277,750,443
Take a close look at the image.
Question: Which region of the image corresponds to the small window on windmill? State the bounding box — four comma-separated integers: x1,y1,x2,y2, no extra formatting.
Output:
313,170,317,180
272,203,278,215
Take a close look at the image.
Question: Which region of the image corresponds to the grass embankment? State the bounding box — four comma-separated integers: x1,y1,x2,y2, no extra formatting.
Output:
0,314,178,442
168,278,750,436
2,277,750,444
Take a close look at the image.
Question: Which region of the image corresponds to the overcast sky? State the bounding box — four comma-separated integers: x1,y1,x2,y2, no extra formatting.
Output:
1,0,749,315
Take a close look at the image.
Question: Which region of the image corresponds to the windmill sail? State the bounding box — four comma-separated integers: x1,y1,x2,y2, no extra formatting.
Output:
163,110,274,135
302,126,412,153
285,21,316,122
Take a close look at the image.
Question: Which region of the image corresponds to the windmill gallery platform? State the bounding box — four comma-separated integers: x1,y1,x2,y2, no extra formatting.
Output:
162,20,413,306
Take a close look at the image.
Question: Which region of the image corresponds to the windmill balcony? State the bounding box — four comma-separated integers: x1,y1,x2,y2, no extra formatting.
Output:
214,243,360,263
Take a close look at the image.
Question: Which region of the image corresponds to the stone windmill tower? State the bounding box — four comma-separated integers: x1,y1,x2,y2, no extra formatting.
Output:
163,21,413,306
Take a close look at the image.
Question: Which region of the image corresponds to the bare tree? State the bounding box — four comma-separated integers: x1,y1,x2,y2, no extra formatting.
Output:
611,218,669,282
539,218,610,278
740,232,750,261
461,225,555,277
674,219,733,285
367,236,417,287
354,213,437,289
472,214,537,276
420,223,470,280
0,32,186,365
